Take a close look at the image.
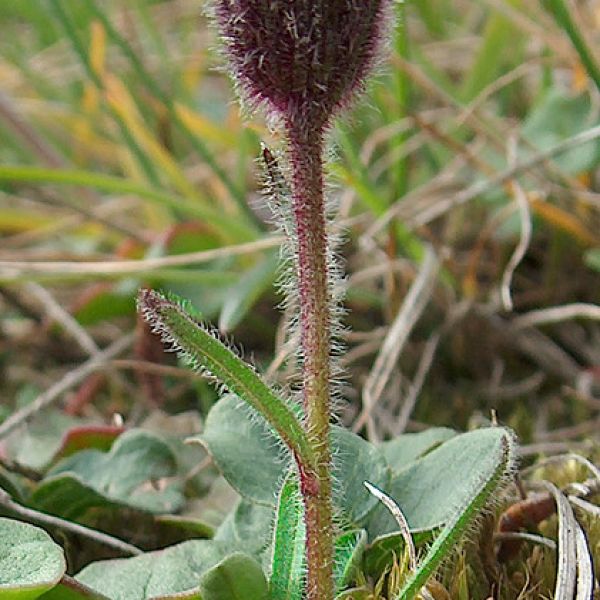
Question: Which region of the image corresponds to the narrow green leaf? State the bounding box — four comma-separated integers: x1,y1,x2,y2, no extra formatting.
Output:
85,0,253,216
0,517,66,600
47,0,161,187
333,530,367,593
199,553,269,600
395,428,516,599
138,290,316,473
269,474,306,600
218,252,279,332
543,0,600,93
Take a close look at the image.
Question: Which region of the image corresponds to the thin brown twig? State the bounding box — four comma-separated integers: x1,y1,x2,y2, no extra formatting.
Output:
0,236,283,279
0,488,142,556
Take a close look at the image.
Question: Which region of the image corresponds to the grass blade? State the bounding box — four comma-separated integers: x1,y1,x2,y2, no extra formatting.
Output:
0,165,256,242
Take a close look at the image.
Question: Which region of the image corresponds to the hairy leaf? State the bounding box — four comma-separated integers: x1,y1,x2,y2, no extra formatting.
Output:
138,290,316,472
194,395,389,523
198,553,269,600
0,517,66,600
75,540,234,600
269,474,305,600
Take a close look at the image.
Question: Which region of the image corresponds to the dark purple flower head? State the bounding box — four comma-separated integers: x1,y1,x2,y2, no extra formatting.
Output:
214,0,393,130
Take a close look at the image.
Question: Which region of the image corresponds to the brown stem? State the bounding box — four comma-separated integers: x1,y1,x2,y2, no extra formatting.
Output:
287,122,334,600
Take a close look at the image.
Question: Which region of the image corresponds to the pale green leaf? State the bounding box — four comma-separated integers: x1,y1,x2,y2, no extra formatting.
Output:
75,540,234,600
0,517,66,600
30,430,184,519
199,553,269,600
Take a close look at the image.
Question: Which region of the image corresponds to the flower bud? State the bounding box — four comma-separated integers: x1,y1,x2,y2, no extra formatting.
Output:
214,0,393,129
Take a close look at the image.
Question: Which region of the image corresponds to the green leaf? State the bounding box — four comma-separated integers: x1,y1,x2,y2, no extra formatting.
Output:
75,540,233,600
30,430,184,519
194,395,285,506
380,428,456,474
332,427,390,525
522,90,600,174
194,395,389,524
138,290,316,473
333,530,366,593
269,474,305,600
0,517,66,600
214,500,274,562
395,428,516,599
5,411,80,472
218,252,278,332
198,553,269,600
368,427,514,537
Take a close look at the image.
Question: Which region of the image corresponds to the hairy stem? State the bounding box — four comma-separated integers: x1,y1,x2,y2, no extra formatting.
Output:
287,122,334,600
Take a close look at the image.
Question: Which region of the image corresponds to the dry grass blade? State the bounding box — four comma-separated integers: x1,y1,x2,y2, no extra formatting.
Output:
0,237,282,280
364,481,417,572
493,531,557,551
540,481,577,600
568,496,600,518
574,522,594,600
25,282,99,355
512,304,600,329
354,246,440,438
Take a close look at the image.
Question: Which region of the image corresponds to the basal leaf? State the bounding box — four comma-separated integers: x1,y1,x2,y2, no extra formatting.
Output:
269,474,305,600
75,540,234,600
380,428,456,474
0,517,66,600
331,428,390,525
31,430,184,519
367,427,514,537
214,499,274,563
194,395,389,524
198,553,269,600
395,428,516,599
192,394,284,506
